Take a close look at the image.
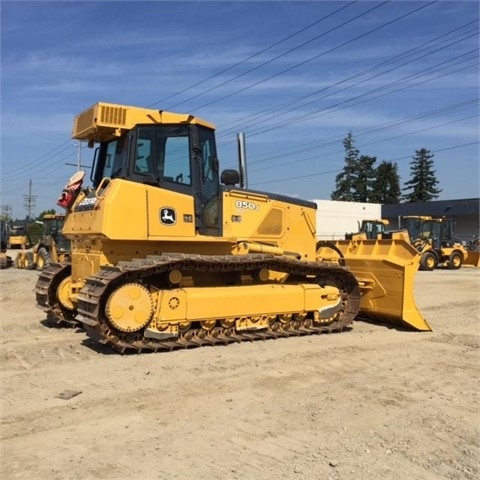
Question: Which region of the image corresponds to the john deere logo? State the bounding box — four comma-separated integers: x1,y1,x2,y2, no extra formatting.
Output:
160,207,176,225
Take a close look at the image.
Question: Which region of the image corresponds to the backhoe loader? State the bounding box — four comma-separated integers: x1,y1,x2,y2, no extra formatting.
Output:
400,216,469,270
35,102,430,353
464,235,480,267
16,214,70,270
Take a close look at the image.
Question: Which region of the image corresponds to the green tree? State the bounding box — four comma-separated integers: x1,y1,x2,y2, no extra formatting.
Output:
331,132,359,201
353,155,377,202
331,133,378,202
38,209,56,221
370,161,401,204
402,148,441,202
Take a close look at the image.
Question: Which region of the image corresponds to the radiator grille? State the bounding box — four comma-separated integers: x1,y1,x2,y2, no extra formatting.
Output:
100,105,127,126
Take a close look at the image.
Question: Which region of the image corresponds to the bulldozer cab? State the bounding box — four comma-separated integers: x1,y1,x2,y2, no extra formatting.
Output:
90,122,221,235
359,219,389,239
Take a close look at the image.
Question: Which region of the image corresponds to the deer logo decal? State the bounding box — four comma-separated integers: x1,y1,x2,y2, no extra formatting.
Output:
160,207,176,225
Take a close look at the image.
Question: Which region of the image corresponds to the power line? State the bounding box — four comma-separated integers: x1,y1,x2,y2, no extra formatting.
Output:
249,141,479,187
248,49,478,138
248,98,478,165
249,112,477,174
2,141,72,177
4,1,476,204
189,1,437,112
217,21,479,140
2,2,464,184
1,144,76,181
163,1,387,111
147,1,359,108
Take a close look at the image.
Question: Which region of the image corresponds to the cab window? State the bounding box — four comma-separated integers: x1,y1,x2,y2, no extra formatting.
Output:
134,127,155,176
103,137,128,179
162,135,191,185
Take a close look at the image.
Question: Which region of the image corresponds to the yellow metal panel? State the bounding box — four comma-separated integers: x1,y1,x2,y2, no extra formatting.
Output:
72,102,215,142
222,190,317,260
155,284,319,322
66,179,148,240
146,188,196,238
66,181,201,242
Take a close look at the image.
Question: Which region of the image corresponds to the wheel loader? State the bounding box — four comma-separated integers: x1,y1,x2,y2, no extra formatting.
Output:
15,214,70,270
400,215,469,270
35,102,430,353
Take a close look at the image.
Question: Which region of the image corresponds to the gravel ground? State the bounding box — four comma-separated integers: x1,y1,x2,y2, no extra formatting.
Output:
0,260,479,480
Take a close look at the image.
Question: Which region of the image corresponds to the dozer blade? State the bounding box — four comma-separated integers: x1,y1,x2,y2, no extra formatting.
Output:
318,232,431,331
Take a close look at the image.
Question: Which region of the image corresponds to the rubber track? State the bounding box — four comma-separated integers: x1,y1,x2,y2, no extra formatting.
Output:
76,253,361,353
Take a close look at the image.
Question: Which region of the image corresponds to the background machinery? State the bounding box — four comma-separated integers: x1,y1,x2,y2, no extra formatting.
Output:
7,225,30,249
15,214,70,270
464,235,480,267
400,215,469,270
35,102,430,353
0,220,13,269
346,219,389,240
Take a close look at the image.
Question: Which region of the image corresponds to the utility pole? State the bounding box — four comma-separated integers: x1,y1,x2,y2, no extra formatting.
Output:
23,180,37,220
76,141,82,171
1,204,12,221
66,141,90,170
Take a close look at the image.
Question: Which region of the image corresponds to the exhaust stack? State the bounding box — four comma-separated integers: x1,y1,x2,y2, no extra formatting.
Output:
237,132,248,188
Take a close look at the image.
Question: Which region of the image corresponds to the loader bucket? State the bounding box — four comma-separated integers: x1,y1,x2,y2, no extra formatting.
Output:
464,250,480,267
317,232,431,331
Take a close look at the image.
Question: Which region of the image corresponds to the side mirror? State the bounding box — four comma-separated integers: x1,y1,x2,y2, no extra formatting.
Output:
220,169,240,186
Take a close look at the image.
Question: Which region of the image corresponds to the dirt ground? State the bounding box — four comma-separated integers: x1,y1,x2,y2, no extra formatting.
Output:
0,255,479,480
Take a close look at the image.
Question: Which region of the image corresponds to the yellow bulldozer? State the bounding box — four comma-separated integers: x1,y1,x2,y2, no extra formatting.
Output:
15,214,70,270
345,219,390,240
35,102,430,353
400,215,469,270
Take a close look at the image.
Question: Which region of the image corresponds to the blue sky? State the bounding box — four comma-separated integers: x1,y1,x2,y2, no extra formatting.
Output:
1,0,479,219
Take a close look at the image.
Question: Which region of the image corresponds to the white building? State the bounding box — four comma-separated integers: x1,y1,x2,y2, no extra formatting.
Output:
313,199,382,240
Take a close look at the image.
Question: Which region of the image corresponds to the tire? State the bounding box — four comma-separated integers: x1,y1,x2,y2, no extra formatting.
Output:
420,251,437,271
24,251,36,270
36,247,52,270
448,251,463,270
